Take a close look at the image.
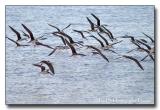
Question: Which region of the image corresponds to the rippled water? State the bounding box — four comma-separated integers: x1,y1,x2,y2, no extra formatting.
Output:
6,6,154,104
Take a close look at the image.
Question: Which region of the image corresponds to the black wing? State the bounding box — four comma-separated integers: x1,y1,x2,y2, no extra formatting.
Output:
48,24,61,32
73,30,86,39
52,33,66,45
139,48,154,61
62,24,71,31
137,40,151,50
101,25,114,40
35,41,54,49
131,41,141,48
142,32,154,42
86,17,94,30
123,55,144,70
87,45,109,62
21,24,35,41
65,39,77,55
21,30,30,38
33,64,45,72
97,32,109,45
6,37,20,46
110,40,123,46
48,48,58,56
140,39,148,43
91,13,100,26
41,61,55,74
89,35,104,47
8,25,21,41
56,32,74,44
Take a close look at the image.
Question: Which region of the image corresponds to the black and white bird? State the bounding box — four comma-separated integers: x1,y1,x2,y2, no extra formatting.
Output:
40,60,55,75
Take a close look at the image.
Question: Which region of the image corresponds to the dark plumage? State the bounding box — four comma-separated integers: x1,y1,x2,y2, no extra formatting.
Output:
136,40,151,50
33,63,46,72
91,13,100,26
8,25,21,41
21,30,30,38
40,60,55,75
140,39,148,43
142,32,154,43
86,45,109,62
48,48,58,56
65,39,85,56
122,55,144,70
86,17,95,31
73,30,87,39
139,48,154,61
6,37,29,47
97,32,109,46
100,25,114,41
35,40,54,49
62,24,72,31
52,33,66,45
89,35,104,47
54,32,75,44
48,24,61,32
48,23,71,32
21,24,35,42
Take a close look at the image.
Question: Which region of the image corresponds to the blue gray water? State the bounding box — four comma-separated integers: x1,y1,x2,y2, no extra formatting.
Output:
6,6,154,104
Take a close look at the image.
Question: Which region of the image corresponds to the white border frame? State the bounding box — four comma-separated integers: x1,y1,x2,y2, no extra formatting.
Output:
0,0,159,110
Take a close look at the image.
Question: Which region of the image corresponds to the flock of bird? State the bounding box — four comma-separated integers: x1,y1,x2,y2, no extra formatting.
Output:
6,13,155,76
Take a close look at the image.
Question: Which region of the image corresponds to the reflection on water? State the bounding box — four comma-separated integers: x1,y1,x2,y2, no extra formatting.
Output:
6,6,154,104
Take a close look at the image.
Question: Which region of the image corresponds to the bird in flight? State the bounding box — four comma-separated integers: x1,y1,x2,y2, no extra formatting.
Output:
40,60,55,75
6,37,29,47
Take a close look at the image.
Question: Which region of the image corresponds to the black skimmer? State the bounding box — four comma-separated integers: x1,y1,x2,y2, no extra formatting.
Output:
40,60,55,75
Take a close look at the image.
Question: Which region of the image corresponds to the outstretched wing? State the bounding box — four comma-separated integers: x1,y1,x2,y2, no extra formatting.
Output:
65,39,77,55
35,41,54,49
89,35,104,47
123,55,144,70
91,13,100,26
97,32,109,45
48,48,58,56
62,24,71,31
137,40,151,50
142,32,154,42
87,45,109,62
33,64,45,72
86,17,94,30
6,37,20,46
73,30,86,39
21,24,35,41
55,32,74,44
48,24,61,32
8,25,21,41
41,61,55,74
101,25,114,40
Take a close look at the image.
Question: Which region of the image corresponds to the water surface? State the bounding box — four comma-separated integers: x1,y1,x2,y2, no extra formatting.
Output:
6,6,154,104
